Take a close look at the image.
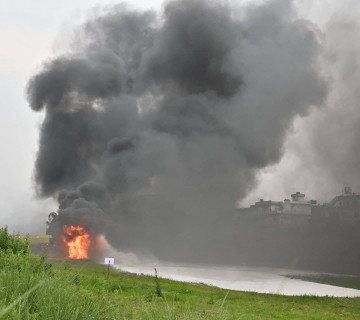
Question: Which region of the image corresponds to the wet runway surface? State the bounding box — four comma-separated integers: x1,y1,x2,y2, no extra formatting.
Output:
116,262,360,297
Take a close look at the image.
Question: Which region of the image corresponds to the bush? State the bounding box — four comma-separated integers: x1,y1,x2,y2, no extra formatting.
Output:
0,226,30,254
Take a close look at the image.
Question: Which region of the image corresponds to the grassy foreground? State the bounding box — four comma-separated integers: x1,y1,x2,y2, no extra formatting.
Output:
0,228,359,319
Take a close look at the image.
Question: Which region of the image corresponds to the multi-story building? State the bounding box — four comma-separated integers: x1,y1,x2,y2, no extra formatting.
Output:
240,191,317,224
311,187,360,221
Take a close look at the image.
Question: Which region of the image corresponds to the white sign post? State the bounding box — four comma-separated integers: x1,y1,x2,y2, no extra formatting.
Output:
104,257,114,265
104,257,114,279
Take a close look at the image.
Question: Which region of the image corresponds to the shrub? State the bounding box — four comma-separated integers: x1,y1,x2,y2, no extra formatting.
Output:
154,268,163,298
0,226,30,254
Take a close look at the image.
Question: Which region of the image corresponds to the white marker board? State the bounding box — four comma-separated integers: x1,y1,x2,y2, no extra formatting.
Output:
104,257,114,265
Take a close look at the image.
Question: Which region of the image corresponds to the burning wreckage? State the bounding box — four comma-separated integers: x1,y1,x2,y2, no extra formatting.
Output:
45,200,107,260
62,225,90,259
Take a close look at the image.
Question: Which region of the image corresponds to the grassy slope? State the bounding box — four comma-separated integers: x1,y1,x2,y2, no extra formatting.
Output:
45,260,360,320
0,257,359,319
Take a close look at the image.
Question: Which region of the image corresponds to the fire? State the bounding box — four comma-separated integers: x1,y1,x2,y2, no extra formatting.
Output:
62,225,90,259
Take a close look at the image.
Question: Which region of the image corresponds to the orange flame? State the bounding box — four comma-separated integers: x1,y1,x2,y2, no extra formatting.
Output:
62,225,90,259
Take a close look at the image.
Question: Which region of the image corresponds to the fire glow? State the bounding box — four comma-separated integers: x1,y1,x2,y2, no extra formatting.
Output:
62,225,90,259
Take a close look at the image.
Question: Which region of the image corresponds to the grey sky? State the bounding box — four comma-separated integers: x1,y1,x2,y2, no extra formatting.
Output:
0,0,352,234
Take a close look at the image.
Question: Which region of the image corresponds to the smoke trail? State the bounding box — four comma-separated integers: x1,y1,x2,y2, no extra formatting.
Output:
27,0,327,254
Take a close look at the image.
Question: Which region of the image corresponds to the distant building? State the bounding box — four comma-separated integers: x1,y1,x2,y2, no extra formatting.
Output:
312,187,360,221
248,199,283,214
240,192,317,224
282,192,314,216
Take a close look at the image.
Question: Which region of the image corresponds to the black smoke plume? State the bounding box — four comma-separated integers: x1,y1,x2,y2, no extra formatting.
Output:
27,0,326,258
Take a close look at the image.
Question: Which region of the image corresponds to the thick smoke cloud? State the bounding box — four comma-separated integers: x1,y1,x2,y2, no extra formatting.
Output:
303,6,360,196
241,1,360,205
140,0,241,96
27,0,326,255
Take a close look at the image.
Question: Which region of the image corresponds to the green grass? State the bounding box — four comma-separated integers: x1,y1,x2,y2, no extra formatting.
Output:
11,258,358,320
20,235,52,245
0,227,359,319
